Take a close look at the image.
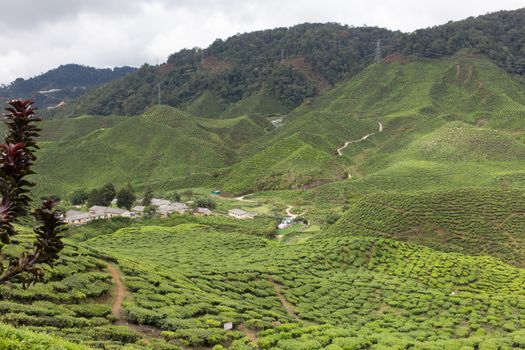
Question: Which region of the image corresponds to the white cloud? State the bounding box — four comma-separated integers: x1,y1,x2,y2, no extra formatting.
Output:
0,0,523,84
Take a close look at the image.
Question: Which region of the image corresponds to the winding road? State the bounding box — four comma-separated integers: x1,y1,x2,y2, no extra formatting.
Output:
233,194,256,202
285,205,306,219
337,121,383,156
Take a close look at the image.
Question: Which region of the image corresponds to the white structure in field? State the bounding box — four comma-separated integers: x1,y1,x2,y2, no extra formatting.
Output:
228,208,256,220
64,210,92,225
64,206,133,225
278,217,294,229
151,198,171,206
195,207,212,216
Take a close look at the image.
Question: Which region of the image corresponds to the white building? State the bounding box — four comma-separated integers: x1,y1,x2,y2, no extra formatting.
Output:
132,205,145,214
195,207,212,216
151,198,171,206
228,209,256,220
89,206,130,219
64,210,92,225
278,217,294,229
157,202,189,217
65,206,133,225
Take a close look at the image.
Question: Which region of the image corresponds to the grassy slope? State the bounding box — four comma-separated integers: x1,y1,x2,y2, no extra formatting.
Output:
328,188,525,266
31,105,270,196
220,52,525,194
0,231,127,348
221,87,292,118
0,323,95,350
183,90,226,118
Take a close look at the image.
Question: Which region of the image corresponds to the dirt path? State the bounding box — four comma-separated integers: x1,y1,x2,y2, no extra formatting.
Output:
285,205,306,219
337,121,383,156
237,324,258,343
285,205,298,218
107,264,125,318
269,275,299,319
234,193,256,202
107,264,165,343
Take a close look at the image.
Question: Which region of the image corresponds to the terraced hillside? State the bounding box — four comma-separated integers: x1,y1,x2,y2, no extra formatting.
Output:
81,221,525,349
329,188,525,266
220,52,525,194
0,229,180,349
31,105,270,196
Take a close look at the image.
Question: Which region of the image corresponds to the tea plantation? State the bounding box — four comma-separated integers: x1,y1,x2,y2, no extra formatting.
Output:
83,221,525,349
1,44,525,350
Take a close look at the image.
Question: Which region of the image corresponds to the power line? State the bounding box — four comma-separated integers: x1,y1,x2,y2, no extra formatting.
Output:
157,83,161,105
374,40,382,64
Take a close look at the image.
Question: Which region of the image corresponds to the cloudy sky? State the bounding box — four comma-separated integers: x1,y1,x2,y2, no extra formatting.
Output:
0,0,523,84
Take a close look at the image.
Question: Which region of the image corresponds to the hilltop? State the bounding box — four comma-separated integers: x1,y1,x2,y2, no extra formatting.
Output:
220,52,525,194
31,105,271,196
27,51,525,197
51,8,525,118
0,64,136,110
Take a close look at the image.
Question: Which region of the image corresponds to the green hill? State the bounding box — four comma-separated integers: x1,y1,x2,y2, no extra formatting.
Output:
328,188,525,266
219,52,525,194
50,9,525,118
32,105,270,196
83,220,525,349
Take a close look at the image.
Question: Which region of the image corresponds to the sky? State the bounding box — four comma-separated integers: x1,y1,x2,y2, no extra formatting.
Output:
0,0,523,84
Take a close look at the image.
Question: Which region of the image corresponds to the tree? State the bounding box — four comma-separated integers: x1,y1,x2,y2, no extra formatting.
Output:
86,188,103,207
170,192,181,202
0,100,65,286
142,188,153,206
86,183,116,207
100,183,116,205
41,194,60,203
182,189,194,200
194,198,216,210
69,189,88,205
116,185,136,210
143,205,158,218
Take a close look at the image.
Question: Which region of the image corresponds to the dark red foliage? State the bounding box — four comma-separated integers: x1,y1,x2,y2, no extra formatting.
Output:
0,100,64,287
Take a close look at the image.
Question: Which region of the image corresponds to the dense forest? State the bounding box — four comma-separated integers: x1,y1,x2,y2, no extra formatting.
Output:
54,8,525,117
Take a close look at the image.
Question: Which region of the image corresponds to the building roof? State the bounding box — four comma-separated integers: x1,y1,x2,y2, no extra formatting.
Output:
88,206,127,215
132,206,145,212
65,210,91,221
151,198,171,206
105,207,128,215
229,208,248,215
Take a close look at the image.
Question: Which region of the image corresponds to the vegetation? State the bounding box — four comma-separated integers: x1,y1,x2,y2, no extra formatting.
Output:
69,189,88,205
116,184,136,210
2,9,525,350
87,183,117,207
0,64,135,111
53,9,524,118
0,100,64,286
82,221,525,349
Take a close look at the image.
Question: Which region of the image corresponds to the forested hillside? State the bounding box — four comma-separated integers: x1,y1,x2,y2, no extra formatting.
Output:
54,8,525,118
0,64,136,110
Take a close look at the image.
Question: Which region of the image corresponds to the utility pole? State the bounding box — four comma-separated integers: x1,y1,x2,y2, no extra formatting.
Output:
374,39,382,63
157,83,161,105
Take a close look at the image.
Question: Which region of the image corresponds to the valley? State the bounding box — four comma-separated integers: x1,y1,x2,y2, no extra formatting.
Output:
1,7,525,350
